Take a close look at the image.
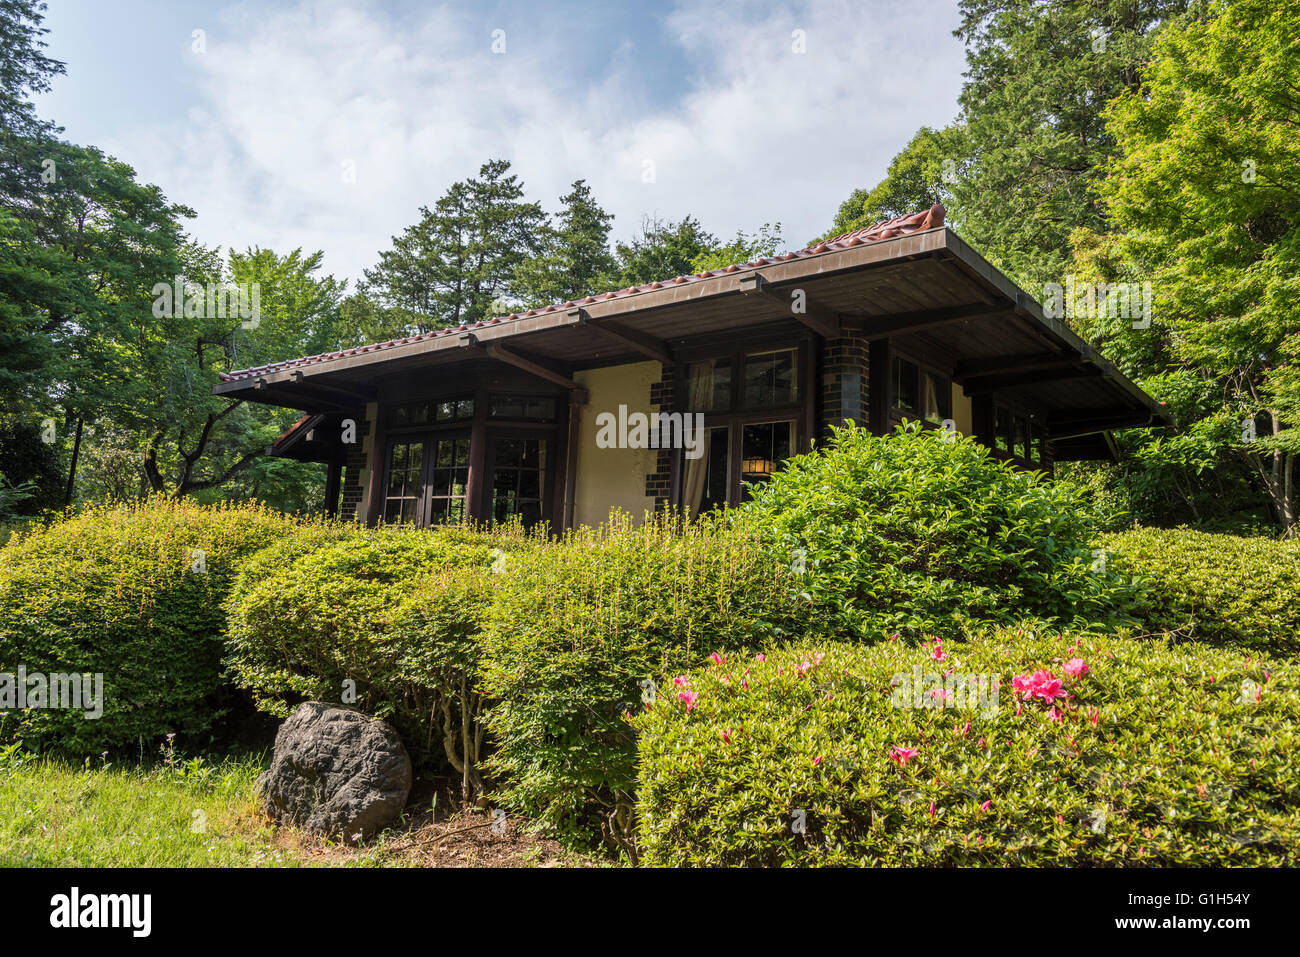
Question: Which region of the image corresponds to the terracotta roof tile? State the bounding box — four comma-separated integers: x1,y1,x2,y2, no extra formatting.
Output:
219,203,944,383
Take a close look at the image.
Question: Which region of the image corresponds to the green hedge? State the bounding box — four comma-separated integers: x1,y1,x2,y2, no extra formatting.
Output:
478,511,810,853
635,630,1299,866
224,523,527,791
739,423,1139,639
0,500,301,755
1103,528,1300,654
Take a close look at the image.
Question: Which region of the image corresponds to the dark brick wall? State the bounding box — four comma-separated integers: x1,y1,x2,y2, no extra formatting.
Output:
821,330,870,436
338,411,371,523
645,366,675,509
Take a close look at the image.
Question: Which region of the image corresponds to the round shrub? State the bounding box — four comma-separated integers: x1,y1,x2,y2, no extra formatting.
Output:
635,630,1299,866
738,422,1139,640
0,500,302,755
1103,527,1300,654
224,523,524,787
477,510,810,853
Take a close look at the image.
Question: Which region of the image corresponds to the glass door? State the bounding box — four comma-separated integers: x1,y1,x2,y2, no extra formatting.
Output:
484,432,551,529
381,431,470,526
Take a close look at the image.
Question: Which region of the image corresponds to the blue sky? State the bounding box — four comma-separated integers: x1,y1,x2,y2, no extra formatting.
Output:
35,0,967,286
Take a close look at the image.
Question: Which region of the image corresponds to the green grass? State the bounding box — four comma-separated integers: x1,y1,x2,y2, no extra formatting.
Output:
0,748,403,867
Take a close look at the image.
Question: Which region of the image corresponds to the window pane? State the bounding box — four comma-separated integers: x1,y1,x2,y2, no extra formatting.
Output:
995,408,1012,453
744,350,796,408
700,426,730,511
740,421,794,498
1014,418,1029,460
892,357,919,412
922,372,951,425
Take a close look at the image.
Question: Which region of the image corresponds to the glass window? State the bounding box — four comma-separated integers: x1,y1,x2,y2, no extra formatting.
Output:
922,371,951,425
489,395,557,421
434,397,475,422
490,438,547,528
1035,429,1047,466
389,402,430,429
743,350,797,408
427,436,469,524
740,421,795,499
995,407,1012,453
697,426,730,513
1014,418,1029,460
382,440,424,524
892,357,919,412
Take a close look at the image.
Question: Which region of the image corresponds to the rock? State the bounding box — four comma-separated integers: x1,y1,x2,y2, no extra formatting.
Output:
257,702,412,842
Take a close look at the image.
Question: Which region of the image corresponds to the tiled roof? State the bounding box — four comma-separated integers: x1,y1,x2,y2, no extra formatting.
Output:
219,203,946,383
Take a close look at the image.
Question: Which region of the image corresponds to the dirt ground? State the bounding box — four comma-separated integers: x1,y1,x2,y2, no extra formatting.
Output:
266,778,597,868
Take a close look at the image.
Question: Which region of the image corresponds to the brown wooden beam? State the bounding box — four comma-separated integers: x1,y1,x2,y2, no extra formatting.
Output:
572,308,673,365
963,366,1103,395
482,340,589,403
849,302,1013,340
953,352,1079,380
739,273,841,339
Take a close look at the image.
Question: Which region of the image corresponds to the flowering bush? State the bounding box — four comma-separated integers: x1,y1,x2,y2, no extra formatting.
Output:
635,628,1299,866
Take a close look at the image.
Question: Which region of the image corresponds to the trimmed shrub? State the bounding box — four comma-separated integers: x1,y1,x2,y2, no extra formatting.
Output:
224,523,526,791
738,423,1139,639
635,630,1299,866
1103,527,1300,654
0,500,301,755
478,511,810,852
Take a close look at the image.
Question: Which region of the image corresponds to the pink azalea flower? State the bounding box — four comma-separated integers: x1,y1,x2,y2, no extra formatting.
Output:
673,675,688,688
977,736,986,749
979,800,992,813
928,801,936,818
929,637,947,661
755,653,766,663
813,756,822,766
961,721,971,737
721,729,732,744
796,660,812,677
1048,705,1065,723
709,652,726,667
1063,658,1089,680
1089,708,1099,726
814,652,824,666
677,690,699,711
889,745,919,766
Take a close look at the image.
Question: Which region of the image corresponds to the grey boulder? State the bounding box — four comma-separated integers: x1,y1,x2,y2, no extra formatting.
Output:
258,701,412,842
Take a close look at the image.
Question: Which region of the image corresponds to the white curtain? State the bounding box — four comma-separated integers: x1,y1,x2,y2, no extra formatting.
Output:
683,360,715,516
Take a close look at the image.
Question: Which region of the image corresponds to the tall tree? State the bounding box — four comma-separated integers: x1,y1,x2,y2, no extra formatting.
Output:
362,159,546,330
949,0,1208,288
605,215,718,289
1095,0,1300,533
513,179,616,306
819,126,969,241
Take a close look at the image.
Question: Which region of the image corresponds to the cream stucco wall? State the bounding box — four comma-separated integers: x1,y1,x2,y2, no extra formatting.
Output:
950,383,973,435
572,361,661,528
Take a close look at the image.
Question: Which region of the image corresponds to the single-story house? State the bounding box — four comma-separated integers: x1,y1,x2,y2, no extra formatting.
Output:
215,204,1167,530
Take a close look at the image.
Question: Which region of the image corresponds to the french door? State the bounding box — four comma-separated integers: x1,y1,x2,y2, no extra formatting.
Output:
382,431,470,526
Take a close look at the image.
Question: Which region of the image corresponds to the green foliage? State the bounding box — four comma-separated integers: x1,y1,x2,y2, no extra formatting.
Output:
949,0,1207,289
690,223,783,274
224,524,528,788
513,179,617,307
738,423,1137,639
1098,0,1300,533
477,511,807,852
603,215,718,289
1103,527,1300,654
636,631,1299,866
818,126,968,241
0,500,300,755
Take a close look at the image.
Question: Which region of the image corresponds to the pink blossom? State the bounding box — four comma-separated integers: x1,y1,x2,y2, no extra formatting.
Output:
889,745,919,766
721,729,732,744
928,801,936,818
961,721,971,738
1089,708,1099,726
673,675,688,689
677,690,699,711
1063,658,1089,680
929,637,947,661
797,660,812,677
813,756,822,766
979,800,992,813
709,652,726,667
1012,669,1068,704
755,653,766,663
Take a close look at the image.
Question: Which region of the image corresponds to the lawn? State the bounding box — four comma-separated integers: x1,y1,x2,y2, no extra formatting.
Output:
0,746,591,868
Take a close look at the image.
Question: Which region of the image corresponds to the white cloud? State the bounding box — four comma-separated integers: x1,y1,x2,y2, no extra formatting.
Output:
91,0,965,286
